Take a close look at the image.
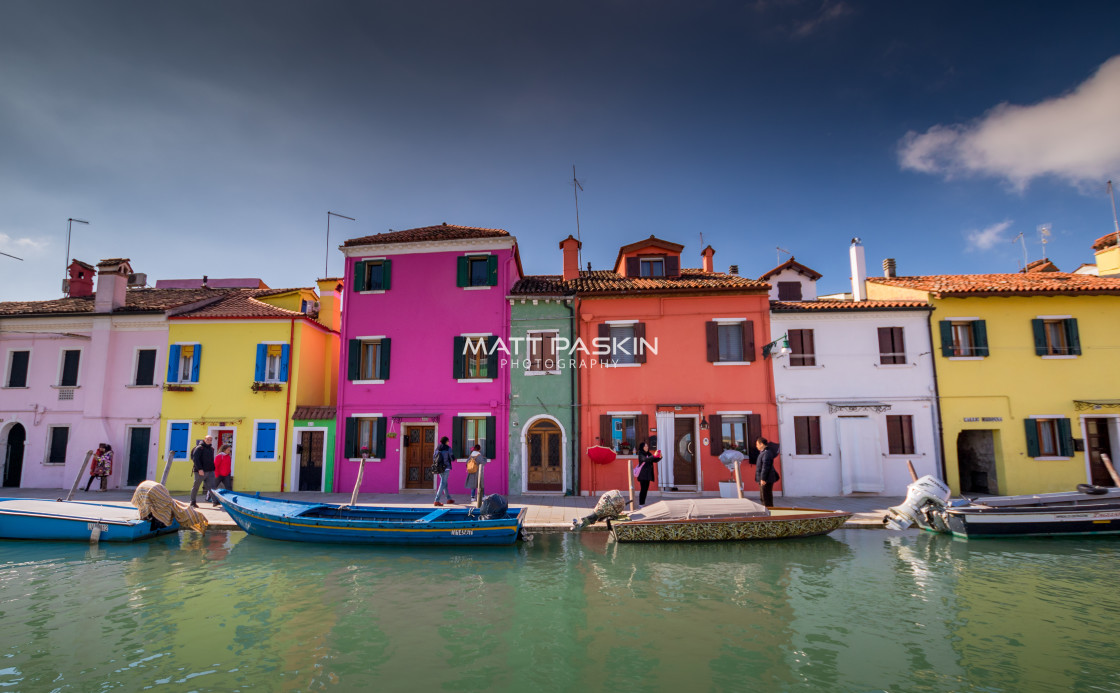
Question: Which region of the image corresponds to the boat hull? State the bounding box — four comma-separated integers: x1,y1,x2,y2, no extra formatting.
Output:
935,505,1120,538
0,498,178,542
216,491,526,545
609,508,851,542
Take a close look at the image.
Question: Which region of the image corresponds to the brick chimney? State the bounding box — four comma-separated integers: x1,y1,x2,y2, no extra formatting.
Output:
94,258,132,313
560,235,582,282
701,245,715,273
66,260,96,298
316,278,343,333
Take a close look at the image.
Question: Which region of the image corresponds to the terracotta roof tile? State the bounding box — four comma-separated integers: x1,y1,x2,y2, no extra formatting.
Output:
771,299,931,312
293,406,336,420
0,288,235,317
343,224,509,247
758,257,822,281
511,269,768,296
173,289,310,319
1092,232,1120,251
868,273,1120,297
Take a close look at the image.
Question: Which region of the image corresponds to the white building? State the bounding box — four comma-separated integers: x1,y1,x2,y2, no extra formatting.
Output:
762,244,942,497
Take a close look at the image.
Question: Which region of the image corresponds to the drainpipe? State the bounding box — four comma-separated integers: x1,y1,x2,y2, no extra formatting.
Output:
279,316,296,492
567,296,580,495
925,309,947,482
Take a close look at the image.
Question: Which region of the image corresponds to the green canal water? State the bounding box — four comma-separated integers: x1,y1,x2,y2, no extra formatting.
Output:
1,529,1118,692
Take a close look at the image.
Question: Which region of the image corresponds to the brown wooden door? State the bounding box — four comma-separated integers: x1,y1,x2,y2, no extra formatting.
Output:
405,425,436,489
298,431,324,491
1085,418,1115,487
527,420,563,491
673,417,697,486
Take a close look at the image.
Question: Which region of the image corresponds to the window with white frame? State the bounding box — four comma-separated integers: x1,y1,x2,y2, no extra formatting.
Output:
6,350,30,388
134,349,157,386
610,324,637,364
717,323,745,362
167,344,201,383
252,421,278,460
47,426,69,464
59,349,81,386
721,415,751,453
359,340,384,380
639,257,665,277
264,345,284,382
527,331,558,372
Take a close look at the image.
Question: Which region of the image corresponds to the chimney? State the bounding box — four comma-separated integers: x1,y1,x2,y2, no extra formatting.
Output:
883,258,897,278
849,239,867,301
701,245,715,273
560,235,582,282
1094,233,1120,276
728,264,739,275
316,278,343,333
66,260,96,298
94,259,132,312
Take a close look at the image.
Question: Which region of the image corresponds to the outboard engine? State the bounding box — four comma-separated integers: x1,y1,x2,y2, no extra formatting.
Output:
478,494,508,520
885,475,951,530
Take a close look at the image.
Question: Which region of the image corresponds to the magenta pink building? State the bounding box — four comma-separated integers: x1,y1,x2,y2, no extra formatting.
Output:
335,224,522,496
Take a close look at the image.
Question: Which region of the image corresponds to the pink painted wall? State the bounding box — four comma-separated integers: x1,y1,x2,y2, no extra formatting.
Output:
336,241,519,495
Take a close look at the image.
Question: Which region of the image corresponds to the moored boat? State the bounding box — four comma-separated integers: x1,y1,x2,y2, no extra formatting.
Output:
607,498,851,542
0,497,180,542
215,490,527,545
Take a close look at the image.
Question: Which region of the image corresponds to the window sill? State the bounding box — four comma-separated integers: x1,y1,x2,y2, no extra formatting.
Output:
784,364,822,369
250,457,279,463
713,361,752,366
1,386,29,390
947,356,986,361
1031,456,1072,461
605,362,641,368
1041,355,1078,360
43,462,66,466
524,370,562,376
346,457,384,462
126,384,161,389
791,454,828,459
352,379,386,385
457,378,495,383
51,384,81,389
357,289,387,295
883,453,919,458
875,363,914,369
462,286,493,291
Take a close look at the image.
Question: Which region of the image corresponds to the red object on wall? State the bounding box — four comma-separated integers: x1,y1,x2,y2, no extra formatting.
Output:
587,446,616,465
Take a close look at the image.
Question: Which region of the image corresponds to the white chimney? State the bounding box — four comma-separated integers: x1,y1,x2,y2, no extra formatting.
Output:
849,239,867,301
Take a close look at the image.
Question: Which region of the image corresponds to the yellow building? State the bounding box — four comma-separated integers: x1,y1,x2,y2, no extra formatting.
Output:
867,238,1120,494
157,280,340,493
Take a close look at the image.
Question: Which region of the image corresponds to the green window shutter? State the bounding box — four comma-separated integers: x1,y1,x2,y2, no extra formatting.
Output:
354,261,367,292
457,257,469,287
972,320,989,357
1031,319,1047,356
1024,419,1040,458
485,336,499,377
382,259,392,290
344,417,357,458
375,418,387,459
1057,418,1074,456
487,255,499,286
939,321,954,357
347,339,361,380
379,338,391,380
485,416,497,458
1065,319,1081,355
453,336,466,379
452,416,464,458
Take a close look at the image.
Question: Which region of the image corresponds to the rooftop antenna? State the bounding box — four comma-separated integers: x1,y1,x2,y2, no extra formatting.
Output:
776,246,792,264
1038,223,1051,260
1011,231,1027,271
1,250,23,261
1109,181,1120,243
572,166,584,268
325,211,355,279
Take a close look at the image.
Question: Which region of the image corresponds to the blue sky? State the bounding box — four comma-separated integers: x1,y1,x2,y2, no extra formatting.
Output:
2,1,1119,301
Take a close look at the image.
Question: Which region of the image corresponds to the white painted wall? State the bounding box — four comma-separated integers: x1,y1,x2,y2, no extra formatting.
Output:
765,268,818,301
769,308,941,496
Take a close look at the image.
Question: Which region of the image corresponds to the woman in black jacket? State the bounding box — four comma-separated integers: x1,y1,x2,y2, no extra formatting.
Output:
754,437,780,507
636,440,657,508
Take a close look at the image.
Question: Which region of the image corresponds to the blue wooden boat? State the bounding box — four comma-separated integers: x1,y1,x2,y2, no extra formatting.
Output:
214,490,527,545
0,498,179,542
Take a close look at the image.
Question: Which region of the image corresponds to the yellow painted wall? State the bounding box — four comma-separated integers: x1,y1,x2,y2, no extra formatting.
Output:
868,283,1120,494
1096,246,1120,276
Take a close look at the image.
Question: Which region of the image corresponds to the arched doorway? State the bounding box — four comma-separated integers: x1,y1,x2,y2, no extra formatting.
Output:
525,419,563,492
3,423,26,488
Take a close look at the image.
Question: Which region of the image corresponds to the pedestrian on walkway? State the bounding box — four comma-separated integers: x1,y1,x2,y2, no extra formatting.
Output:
464,444,487,502
84,443,106,492
754,437,780,508
635,440,657,507
432,436,454,506
213,444,233,495
96,444,113,491
191,435,217,508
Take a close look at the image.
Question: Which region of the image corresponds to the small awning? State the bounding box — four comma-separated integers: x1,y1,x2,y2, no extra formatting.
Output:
1074,399,1120,411
827,401,892,414
293,406,336,421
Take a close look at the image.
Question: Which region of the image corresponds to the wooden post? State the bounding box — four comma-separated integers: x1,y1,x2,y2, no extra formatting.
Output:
476,462,484,509
734,460,744,499
64,450,95,501
628,458,636,510
907,460,918,482
346,455,369,509
159,451,174,487
1102,453,1120,487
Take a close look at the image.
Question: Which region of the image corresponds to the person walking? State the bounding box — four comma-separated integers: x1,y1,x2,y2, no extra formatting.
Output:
754,437,780,508
635,440,657,508
191,435,217,508
464,444,487,503
432,436,454,506
213,444,233,495
96,444,113,491
84,444,105,492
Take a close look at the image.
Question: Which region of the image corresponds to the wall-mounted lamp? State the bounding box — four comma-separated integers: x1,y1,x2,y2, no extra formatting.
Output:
762,334,790,359
699,415,709,431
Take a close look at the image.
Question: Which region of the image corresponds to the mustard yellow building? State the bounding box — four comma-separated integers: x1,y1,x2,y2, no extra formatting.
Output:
866,235,1120,494
156,279,341,493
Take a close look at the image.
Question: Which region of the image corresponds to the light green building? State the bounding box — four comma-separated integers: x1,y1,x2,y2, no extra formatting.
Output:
507,279,578,495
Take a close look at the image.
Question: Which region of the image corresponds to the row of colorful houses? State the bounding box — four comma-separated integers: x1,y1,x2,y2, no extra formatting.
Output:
2,225,1119,499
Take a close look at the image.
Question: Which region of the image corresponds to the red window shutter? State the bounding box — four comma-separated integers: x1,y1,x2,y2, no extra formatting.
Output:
636,414,649,447
743,321,755,362
705,321,719,362
665,255,680,277
598,323,612,364
599,414,612,447
625,257,640,277
708,414,723,455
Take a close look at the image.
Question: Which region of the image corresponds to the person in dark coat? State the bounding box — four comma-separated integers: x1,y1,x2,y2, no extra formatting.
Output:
636,440,657,507
190,435,217,508
754,437,780,507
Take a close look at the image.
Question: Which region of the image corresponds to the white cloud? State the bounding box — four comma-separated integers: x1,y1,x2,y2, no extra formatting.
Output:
0,232,48,254
899,55,1120,190
966,220,1013,251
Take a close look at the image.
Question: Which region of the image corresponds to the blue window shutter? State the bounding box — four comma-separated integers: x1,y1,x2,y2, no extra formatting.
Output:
280,344,290,382
938,321,954,357
170,422,189,459
254,344,267,381
256,422,277,458
379,338,391,380
1065,319,1081,355
191,344,202,382
1024,419,1040,458
972,321,989,357
167,344,181,382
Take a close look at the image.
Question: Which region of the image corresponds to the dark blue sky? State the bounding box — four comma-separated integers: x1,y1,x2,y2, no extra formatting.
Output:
2,1,1119,301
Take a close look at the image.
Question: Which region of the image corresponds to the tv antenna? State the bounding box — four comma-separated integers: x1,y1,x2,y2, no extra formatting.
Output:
572,166,584,268
1109,181,1120,242
1,250,23,261
776,246,792,263
1038,223,1051,258
1011,231,1027,271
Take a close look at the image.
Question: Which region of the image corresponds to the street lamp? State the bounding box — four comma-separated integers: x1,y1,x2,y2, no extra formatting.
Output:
64,217,90,280
762,334,790,359
325,211,355,278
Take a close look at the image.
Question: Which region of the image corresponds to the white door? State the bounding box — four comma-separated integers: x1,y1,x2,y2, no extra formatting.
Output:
836,416,883,494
